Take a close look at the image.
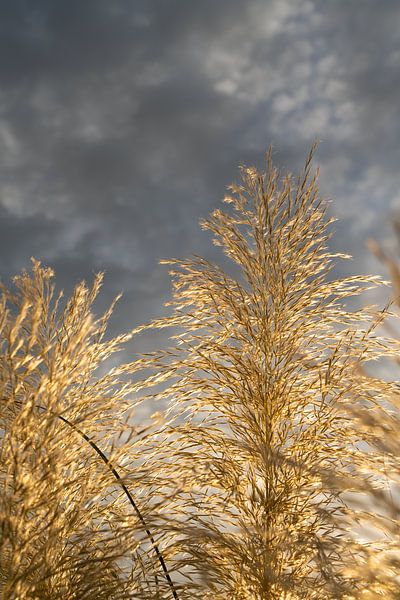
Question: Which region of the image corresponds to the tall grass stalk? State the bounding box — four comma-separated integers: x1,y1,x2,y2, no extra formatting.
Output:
138,147,394,599
337,240,400,598
0,261,177,599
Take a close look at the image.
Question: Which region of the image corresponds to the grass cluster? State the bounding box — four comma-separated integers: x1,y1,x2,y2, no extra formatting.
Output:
0,148,399,598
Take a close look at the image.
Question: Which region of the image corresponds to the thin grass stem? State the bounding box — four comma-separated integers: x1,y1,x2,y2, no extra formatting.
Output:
36,404,179,600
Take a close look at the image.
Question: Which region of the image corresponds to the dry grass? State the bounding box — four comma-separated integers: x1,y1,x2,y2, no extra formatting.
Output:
0,261,179,599
135,147,395,598
336,241,400,599
0,148,398,599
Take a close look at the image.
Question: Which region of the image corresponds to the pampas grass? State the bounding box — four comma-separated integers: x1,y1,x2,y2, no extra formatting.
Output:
0,261,179,599
0,148,397,598
135,147,394,598
337,240,400,599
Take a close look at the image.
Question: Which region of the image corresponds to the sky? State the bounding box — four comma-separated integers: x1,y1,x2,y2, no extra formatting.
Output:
0,0,399,345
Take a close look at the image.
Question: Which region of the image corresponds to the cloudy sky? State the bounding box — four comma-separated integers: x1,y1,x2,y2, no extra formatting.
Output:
0,0,399,343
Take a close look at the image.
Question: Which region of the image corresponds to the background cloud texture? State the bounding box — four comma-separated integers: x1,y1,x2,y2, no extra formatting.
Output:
0,0,399,344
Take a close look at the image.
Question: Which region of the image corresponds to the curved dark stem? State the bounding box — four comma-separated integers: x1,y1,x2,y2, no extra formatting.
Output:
46,410,178,599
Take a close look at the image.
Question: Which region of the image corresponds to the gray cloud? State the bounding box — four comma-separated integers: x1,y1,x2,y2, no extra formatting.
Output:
0,0,399,339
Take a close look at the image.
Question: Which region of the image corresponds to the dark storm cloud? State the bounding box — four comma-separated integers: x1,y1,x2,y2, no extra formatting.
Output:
0,0,399,336
0,204,61,270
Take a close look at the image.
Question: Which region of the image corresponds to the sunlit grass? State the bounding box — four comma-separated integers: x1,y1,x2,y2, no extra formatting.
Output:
0,148,398,598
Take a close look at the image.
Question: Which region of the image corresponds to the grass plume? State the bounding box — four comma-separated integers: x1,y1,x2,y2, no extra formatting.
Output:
137,147,393,599
0,260,178,599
